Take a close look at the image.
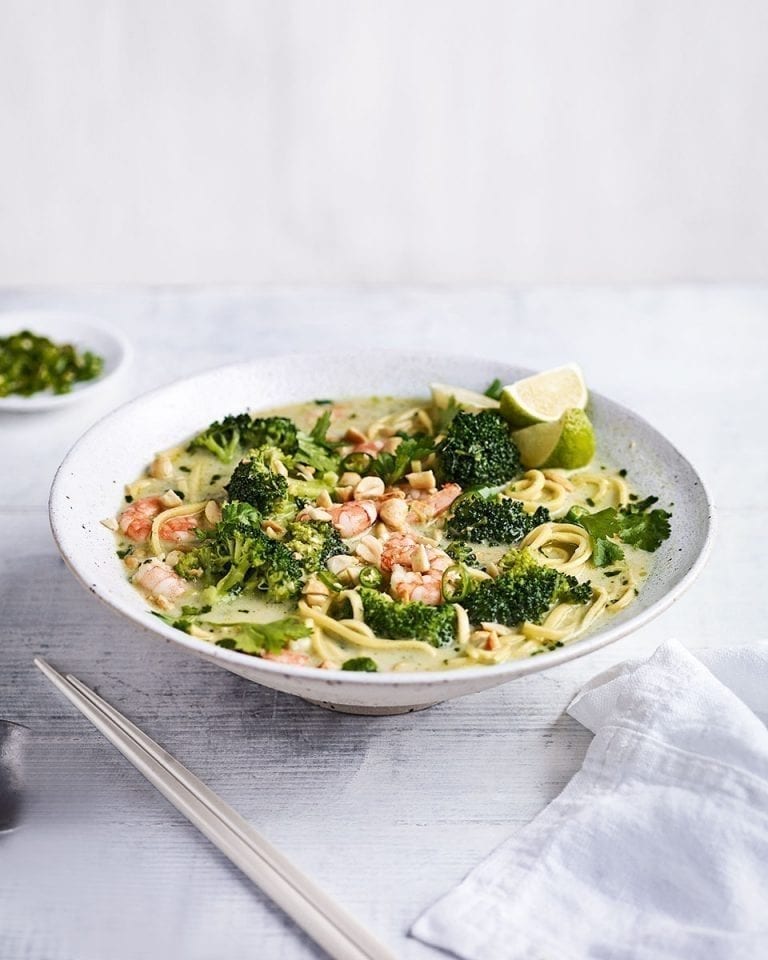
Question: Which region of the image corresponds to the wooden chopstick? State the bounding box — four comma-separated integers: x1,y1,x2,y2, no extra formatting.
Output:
34,657,396,960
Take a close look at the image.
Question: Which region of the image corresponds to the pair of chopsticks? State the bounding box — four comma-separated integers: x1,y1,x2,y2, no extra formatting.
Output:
34,658,396,960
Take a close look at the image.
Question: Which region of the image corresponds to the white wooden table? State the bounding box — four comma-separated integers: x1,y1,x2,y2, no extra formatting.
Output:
0,287,762,960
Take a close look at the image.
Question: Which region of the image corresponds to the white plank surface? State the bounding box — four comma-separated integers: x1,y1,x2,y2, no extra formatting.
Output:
0,286,763,959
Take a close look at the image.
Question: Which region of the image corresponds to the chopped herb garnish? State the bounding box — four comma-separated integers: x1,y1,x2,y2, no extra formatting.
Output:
151,610,194,632
313,399,333,405
179,465,191,474
125,495,133,503
618,468,628,477
173,490,185,500
0,329,103,397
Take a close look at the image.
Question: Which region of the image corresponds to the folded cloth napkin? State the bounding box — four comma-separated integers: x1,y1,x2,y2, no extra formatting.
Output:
412,640,768,960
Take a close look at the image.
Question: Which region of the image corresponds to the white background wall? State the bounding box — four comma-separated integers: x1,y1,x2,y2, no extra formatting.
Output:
1,1,767,285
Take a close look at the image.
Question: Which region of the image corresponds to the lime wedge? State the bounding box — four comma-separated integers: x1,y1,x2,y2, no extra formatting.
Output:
513,408,595,469
499,364,587,428
430,382,500,413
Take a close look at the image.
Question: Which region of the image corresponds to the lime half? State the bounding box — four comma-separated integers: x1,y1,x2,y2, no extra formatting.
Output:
513,408,595,469
499,364,587,428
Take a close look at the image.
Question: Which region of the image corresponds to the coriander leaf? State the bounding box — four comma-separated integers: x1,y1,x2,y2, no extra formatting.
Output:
206,617,311,656
295,435,338,473
566,496,671,559
368,434,434,486
618,503,671,552
293,409,341,472
565,506,621,540
309,408,333,446
592,538,625,567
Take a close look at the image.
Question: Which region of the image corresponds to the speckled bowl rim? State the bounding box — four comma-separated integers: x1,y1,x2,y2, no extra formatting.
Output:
49,352,715,691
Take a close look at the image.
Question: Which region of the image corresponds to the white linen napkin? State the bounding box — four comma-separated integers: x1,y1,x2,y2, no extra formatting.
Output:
412,640,768,960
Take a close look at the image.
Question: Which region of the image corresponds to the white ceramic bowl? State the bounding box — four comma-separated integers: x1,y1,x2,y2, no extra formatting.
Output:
49,353,713,714
0,311,129,412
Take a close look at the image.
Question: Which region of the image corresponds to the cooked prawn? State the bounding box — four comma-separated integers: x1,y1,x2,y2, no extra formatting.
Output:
263,650,310,666
406,483,461,524
133,558,188,599
119,497,162,542
158,514,199,544
380,533,421,571
119,496,201,545
326,500,378,538
381,533,453,606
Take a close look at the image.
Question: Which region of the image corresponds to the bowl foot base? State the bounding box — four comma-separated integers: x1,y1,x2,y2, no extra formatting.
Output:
302,698,439,716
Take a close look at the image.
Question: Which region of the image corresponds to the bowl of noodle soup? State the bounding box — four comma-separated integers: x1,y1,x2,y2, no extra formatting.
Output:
49,353,713,714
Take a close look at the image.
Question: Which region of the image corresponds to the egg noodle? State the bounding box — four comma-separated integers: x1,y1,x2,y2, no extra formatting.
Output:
109,389,668,674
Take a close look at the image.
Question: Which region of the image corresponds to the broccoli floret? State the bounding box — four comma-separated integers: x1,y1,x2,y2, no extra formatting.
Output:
342,656,378,672
558,577,593,605
175,501,302,602
464,548,591,626
284,519,346,574
357,587,456,648
447,495,549,545
226,447,289,513
246,416,298,453
260,539,304,603
226,445,339,518
176,503,342,604
445,541,479,567
188,413,254,463
187,413,299,464
175,500,261,585
497,546,544,576
174,551,206,581
436,411,522,487
499,547,590,603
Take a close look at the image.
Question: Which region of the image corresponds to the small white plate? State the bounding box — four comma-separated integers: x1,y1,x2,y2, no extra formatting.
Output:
0,311,129,412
